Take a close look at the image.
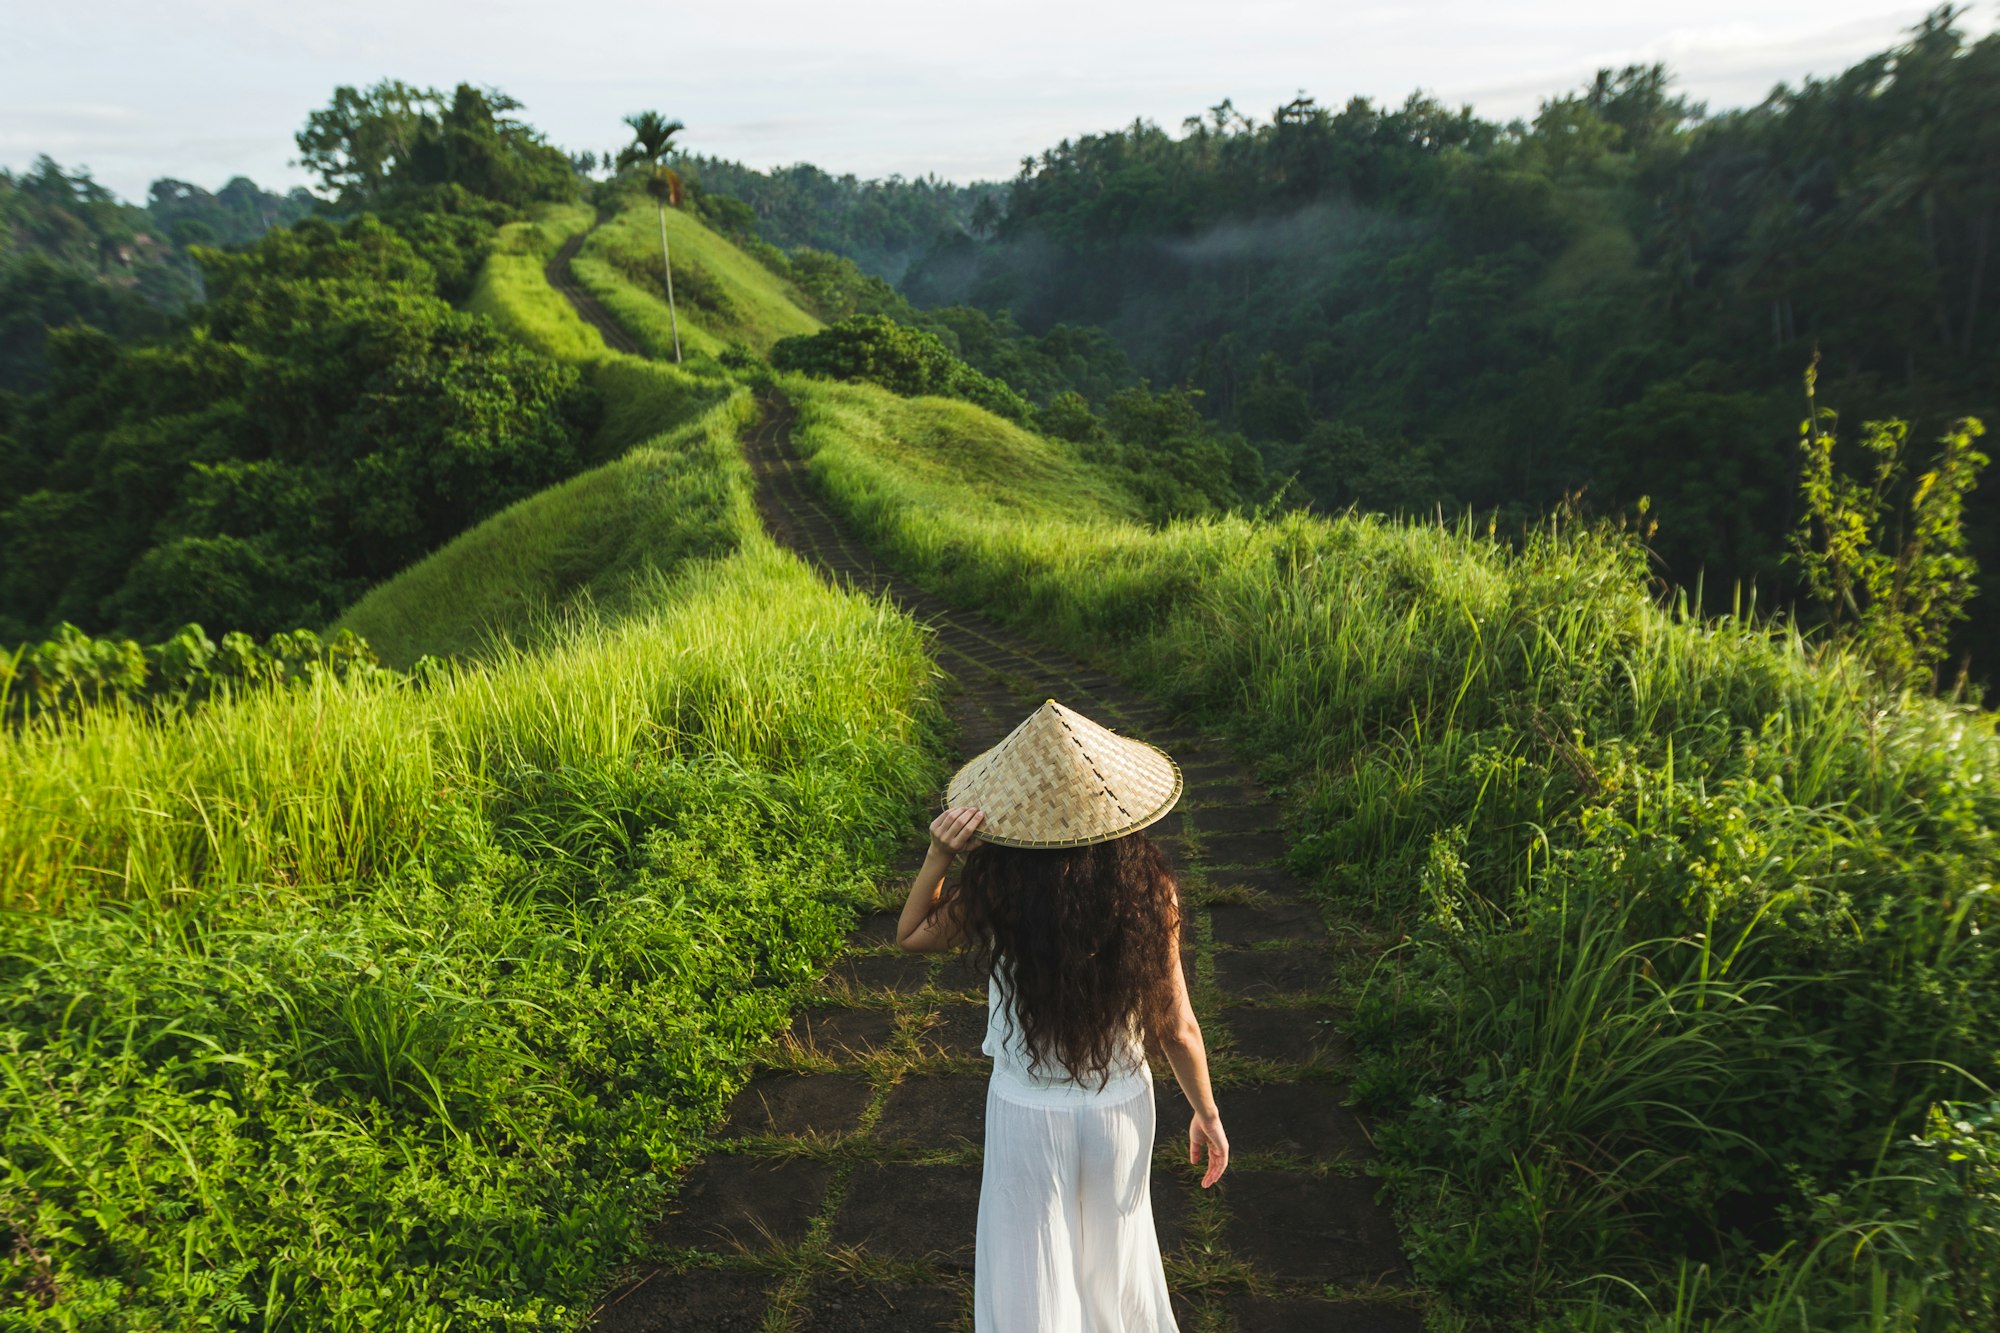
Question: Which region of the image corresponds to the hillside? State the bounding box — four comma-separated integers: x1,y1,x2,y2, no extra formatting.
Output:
568,196,822,359
889,18,2000,677
776,337,2000,1328
0,195,945,1331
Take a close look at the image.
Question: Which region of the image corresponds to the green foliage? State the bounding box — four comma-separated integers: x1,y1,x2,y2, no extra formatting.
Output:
339,391,761,666
772,314,1032,422
0,546,943,1327
0,157,314,393
0,620,395,721
1086,383,1267,521
295,80,579,213
889,14,2000,668
675,154,1003,280
1792,356,1990,690
0,214,599,642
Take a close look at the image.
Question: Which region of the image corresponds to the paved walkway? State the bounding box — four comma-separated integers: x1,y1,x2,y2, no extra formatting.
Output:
550,229,1420,1332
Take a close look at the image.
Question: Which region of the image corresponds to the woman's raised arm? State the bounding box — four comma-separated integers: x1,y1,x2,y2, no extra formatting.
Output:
896,806,984,953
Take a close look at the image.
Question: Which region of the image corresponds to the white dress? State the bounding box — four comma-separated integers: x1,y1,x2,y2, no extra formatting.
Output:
974,960,1179,1333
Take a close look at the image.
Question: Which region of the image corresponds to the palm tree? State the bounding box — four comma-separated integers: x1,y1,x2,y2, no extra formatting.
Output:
615,111,686,362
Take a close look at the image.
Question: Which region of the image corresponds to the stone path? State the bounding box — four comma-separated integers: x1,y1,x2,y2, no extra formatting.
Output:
548,227,1420,1331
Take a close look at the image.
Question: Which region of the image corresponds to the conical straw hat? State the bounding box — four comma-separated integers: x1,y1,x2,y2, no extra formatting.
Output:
945,699,1182,848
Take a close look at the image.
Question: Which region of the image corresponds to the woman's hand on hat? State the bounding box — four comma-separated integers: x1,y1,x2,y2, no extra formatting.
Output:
929,806,985,858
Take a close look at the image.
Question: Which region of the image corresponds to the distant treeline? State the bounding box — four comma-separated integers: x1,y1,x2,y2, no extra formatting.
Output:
884,9,1999,665
0,157,317,392
670,155,1002,283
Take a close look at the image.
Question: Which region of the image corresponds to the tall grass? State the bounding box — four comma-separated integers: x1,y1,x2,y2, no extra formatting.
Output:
0,545,945,1328
569,198,822,361
780,374,2000,1327
338,390,761,666
0,201,948,1328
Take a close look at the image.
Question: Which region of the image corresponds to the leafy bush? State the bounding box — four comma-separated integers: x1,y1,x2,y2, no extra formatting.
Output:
1,620,399,722
771,313,1032,422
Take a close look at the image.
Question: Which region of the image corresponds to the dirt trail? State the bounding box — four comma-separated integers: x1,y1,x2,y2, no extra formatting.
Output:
551,223,1418,1332
546,224,643,356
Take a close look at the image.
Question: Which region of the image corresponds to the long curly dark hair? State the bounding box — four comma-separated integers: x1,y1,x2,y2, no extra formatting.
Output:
949,831,1182,1090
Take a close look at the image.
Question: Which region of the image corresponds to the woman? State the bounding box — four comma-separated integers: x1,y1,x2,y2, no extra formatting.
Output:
894,699,1229,1332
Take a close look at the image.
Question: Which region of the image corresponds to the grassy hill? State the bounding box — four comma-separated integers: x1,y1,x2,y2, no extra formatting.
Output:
570,197,822,361
340,204,784,666
0,198,944,1331
338,391,758,665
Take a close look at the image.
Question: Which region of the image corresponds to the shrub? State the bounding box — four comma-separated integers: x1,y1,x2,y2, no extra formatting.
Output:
771,314,1032,422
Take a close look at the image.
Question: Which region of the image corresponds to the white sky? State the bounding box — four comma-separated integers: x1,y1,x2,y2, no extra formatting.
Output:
4,1,1996,205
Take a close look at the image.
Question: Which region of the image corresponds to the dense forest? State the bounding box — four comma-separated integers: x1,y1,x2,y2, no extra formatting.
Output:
883,10,2000,674
0,157,316,392
664,155,1000,282
0,83,599,643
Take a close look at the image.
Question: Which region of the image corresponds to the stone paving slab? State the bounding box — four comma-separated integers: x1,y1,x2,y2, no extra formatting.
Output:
1178,761,1243,784
1219,1082,1375,1163
590,1266,773,1332
788,1007,900,1058
795,1277,967,1332
1217,1292,1424,1333
1216,1172,1407,1284
827,953,934,994
656,1156,834,1252
1214,947,1332,999
1203,866,1316,901
1151,1168,1193,1255
1209,902,1327,946
876,1074,988,1150
722,1074,873,1138
845,910,903,948
915,1004,990,1060
1202,830,1293,867
1217,1006,1353,1067
1191,805,1283,836
832,1164,983,1269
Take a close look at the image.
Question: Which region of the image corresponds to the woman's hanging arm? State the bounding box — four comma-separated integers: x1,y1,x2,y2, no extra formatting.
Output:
1157,899,1230,1186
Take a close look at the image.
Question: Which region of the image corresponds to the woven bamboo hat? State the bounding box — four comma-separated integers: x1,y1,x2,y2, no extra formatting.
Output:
944,699,1182,848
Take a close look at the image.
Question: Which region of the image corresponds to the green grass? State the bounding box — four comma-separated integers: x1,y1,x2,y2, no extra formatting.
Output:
337,390,760,666
464,204,604,364
776,374,2000,1329
570,198,822,360
0,199,951,1330
464,202,736,467
0,545,945,1328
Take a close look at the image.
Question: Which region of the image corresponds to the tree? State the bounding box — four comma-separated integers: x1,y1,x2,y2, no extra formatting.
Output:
293,81,577,213
294,81,444,208
615,111,687,363
1791,354,1990,691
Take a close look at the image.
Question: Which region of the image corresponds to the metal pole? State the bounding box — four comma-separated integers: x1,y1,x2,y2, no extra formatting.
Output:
658,202,682,363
